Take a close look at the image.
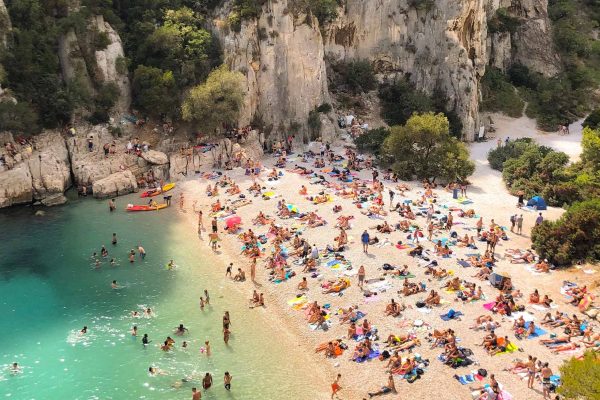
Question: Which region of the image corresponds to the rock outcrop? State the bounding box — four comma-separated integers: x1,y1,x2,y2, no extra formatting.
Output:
141,150,169,166
28,131,71,206
92,170,138,198
0,164,32,208
486,0,560,77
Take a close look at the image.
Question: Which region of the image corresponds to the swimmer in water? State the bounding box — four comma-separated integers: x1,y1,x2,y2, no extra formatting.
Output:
204,289,210,305
111,280,118,289
204,341,211,357
138,245,146,259
131,326,137,336
174,324,188,335
94,258,101,268
223,327,230,345
112,233,117,245
224,372,232,390
129,249,135,263
131,311,140,318
199,297,205,311
148,366,166,376
182,341,188,349
101,245,108,257
80,326,88,335
167,259,175,270
10,363,21,374
110,258,115,266
144,308,153,317
142,334,150,346
202,372,213,390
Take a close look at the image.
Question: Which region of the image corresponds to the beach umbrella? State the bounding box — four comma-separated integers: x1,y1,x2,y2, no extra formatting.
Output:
286,204,298,213
225,215,242,229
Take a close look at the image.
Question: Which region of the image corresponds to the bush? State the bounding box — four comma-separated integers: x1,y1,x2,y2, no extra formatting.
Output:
488,8,521,34
532,199,600,266
381,112,475,182
558,351,600,399
331,59,377,94
487,138,534,171
0,101,40,134
480,68,524,117
132,65,179,117
316,103,332,113
307,109,321,139
583,108,600,129
93,31,111,50
354,127,390,155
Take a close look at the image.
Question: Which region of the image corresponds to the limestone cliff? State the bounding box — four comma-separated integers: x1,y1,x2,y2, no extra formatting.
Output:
212,0,330,137
213,0,560,140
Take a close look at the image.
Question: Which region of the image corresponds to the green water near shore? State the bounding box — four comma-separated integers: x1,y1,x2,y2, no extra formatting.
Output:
0,194,324,399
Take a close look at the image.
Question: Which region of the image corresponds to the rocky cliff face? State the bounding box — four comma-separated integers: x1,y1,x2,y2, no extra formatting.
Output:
213,0,559,140
58,14,131,115
212,0,330,136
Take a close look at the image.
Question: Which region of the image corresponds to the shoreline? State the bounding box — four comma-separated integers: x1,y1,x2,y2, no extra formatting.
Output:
172,114,598,399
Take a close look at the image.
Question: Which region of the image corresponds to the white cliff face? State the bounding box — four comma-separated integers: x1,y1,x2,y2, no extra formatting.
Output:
92,170,137,198
92,14,131,113
324,0,491,140
486,0,560,76
214,0,559,140
0,0,12,47
28,131,72,205
213,0,330,136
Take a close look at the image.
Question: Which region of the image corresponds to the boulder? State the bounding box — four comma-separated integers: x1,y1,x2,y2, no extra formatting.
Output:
0,164,32,207
92,170,138,198
28,131,72,204
141,150,169,165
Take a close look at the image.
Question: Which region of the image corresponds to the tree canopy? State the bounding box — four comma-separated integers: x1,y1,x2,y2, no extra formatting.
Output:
380,112,475,182
182,65,245,135
558,352,600,399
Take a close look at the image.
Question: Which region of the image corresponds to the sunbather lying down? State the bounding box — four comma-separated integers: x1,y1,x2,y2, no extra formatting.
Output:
322,277,351,294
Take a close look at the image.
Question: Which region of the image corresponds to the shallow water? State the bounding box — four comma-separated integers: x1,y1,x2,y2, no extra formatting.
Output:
0,194,325,399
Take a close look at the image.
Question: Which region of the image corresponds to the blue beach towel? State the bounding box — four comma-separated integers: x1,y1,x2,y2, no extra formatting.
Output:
524,321,547,338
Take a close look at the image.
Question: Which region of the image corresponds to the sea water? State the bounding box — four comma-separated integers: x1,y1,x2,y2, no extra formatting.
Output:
0,193,325,399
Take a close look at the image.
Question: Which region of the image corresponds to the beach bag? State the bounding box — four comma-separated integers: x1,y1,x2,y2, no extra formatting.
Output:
478,368,488,377
416,301,426,308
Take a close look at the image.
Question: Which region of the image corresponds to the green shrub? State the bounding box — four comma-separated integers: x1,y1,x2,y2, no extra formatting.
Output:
407,0,435,12
480,68,524,117
93,31,111,50
583,108,600,128
0,101,40,134
558,351,600,399
354,127,390,155
307,109,322,139
331,59,377,94
488,8,521,34
532,199,600,266
316,103,332,113
487,138,534,171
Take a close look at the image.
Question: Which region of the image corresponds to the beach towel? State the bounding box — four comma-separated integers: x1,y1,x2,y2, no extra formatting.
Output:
524,321,547,338
457,260,471,268
493,342,519,355
440,309,463,321
391,273,416,279
483,302,496,311
455,373,477,385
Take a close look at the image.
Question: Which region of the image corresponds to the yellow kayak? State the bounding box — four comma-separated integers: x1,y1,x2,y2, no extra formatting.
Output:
140,183,176,198
126,203,169,212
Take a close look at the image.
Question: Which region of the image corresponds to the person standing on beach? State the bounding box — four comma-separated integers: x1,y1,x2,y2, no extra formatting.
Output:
517,214,523,234
510,214,516,232
250,258,256,282
388,189,394,208
331,374,342,399
541,362,553,399
179,193,185,211
427,221,434,241
212,217,218,233
535,212,543,226
226,262,233,278
361,230,370,254
476,217,483,237
358,265,365,289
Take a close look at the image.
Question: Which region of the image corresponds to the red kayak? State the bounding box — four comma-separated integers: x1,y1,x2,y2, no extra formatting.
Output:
140,183,176,198
126,204,168,212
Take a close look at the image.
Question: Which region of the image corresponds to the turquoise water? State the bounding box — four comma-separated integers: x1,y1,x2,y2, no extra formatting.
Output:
0,194,324,399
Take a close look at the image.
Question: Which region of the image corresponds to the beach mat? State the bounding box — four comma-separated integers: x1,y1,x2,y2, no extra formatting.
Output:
524,321,547,338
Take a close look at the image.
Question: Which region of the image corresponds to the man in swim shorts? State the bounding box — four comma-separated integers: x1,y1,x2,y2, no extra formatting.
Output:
224,371,232,390
202,372,212,390
331,373,342,399
368,373,397,397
